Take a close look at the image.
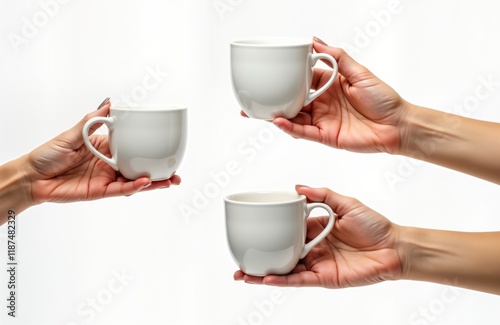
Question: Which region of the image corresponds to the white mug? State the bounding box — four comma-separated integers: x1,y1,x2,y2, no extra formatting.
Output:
230,38,338,120
82,107,187,181
224,191,336,276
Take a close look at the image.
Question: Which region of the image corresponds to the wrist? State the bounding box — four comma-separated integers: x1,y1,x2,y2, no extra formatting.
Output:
0,155,35,220
399,104,437,157
395,225,429,282
397,104,463,159
396,225,454,283
396,225,500,294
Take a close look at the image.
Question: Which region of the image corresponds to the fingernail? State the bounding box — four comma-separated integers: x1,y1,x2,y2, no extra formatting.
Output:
143,182,152,189
296,184,310,188
97,97,110,110
313,36,328,46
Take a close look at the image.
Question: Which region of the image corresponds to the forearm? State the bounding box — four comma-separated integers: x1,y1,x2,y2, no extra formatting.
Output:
400,104,500,184
398,226,500,295
0,156,33,225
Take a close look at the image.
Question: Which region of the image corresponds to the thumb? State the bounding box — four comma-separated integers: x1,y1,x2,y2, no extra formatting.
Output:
59,101,111,149
80,101,111,136
313,38,372,84
295,185,359,217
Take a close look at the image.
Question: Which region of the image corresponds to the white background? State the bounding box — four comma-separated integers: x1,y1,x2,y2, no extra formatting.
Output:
2,0,500,324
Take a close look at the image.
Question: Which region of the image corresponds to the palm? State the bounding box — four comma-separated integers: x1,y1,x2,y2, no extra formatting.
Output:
273,43,411,155
291,68,407,154
29,135,126,203
296,212,401,288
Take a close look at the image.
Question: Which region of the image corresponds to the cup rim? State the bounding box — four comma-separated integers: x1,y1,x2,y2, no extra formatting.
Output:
110,106,187,112
230,37,313,48
224,190,306,206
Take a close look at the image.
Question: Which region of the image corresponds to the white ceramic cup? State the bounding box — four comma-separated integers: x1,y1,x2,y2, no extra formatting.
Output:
230,38,339,120
224,191,336,276
82,107,187,181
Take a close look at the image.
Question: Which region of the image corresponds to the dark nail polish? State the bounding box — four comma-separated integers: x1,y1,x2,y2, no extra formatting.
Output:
313,36,328,46
97,97,110,110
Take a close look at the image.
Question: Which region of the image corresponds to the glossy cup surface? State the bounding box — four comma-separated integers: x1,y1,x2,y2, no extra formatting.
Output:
225,191,309,276
83,107,187,181
230,38,314,120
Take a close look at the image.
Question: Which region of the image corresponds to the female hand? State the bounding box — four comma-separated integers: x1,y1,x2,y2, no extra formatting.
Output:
25,101,180,206
234,186,402,288
273,38,410,154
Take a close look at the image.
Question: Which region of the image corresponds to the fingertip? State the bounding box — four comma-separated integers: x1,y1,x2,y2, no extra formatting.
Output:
96,102,110,116
170,174,181,185
96,97,110,110
273,117,284,124
295,184,311,194
296,183,315,190
312,38,333,55
234,270,245,281
83,102,110,128
298,186,330,203
313,36,328,46
273,117,290,132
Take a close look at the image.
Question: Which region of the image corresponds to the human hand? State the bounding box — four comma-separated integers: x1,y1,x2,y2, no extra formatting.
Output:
271,38,410,154
234,186,402,288
23,100,181,206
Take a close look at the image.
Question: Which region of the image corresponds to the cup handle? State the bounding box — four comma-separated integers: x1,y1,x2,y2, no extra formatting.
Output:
82,116,119,171
304,53,339,106
300,202,336,259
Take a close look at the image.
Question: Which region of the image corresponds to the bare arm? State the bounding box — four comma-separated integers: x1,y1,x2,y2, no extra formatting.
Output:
398,226,500,295
400,104,500,184
0,157,33,225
